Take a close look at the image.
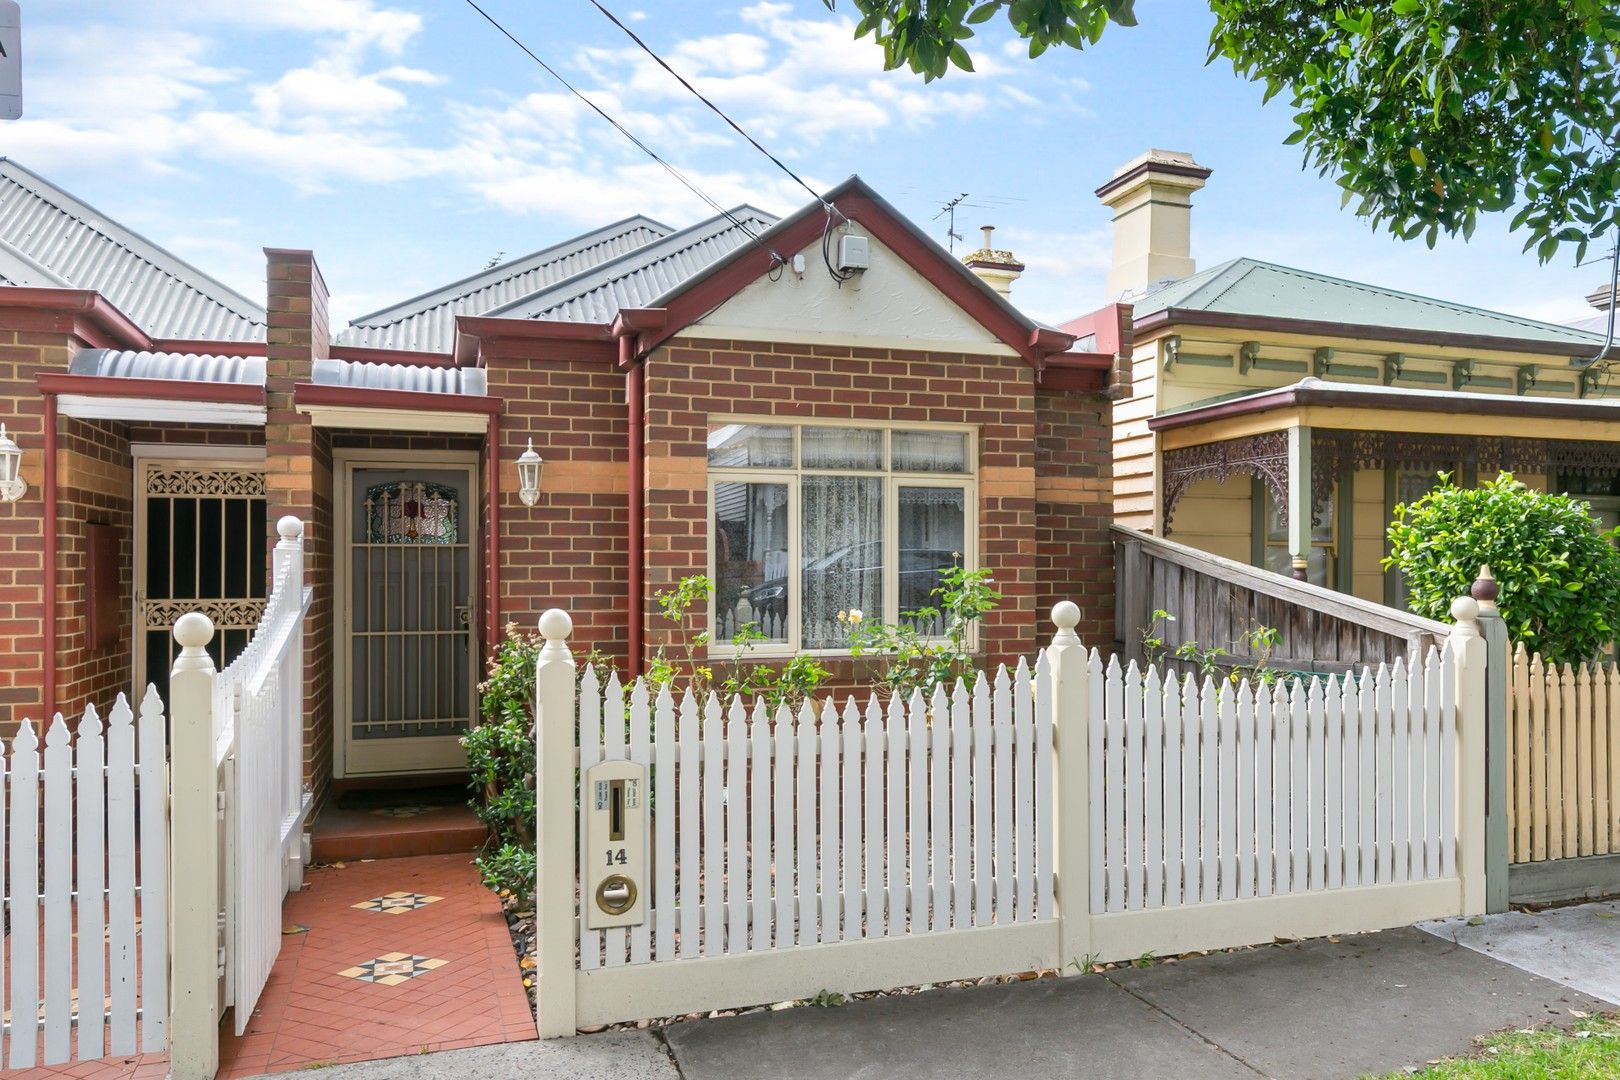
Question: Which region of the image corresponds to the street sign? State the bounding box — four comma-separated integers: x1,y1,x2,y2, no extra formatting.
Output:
0,2,20,120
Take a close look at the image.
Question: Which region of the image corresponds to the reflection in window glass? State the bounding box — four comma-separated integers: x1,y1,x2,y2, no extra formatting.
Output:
1259,482,1336,588
898,486,965,635
801,476,883,649
892,430,968,473
802,426,881,470
713,481,789,643
706,424,793,468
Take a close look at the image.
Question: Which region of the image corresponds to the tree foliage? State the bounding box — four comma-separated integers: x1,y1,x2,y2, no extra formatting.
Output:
1384,473,1620,664
825,0,1620,261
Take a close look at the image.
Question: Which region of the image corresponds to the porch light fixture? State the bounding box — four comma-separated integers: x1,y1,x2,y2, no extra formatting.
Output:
516,439,543,507
0,423,26,502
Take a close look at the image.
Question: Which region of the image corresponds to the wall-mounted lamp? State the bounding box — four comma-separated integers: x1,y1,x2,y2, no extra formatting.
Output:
0,423,27,502
516,438,543,507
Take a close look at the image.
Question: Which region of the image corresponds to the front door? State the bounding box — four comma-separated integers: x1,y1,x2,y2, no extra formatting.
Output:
134,458,268,704
336,453,479,777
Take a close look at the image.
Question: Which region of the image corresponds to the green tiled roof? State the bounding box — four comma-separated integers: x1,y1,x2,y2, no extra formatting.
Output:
1133,257,1604,350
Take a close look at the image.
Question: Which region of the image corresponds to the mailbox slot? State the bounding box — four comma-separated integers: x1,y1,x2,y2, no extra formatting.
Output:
583,759,648,929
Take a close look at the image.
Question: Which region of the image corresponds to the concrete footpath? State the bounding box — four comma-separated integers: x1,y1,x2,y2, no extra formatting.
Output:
251,914,1617,1080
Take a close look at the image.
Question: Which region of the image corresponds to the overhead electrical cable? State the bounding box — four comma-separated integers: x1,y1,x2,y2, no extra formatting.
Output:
460,0,780,261
582,0,834,217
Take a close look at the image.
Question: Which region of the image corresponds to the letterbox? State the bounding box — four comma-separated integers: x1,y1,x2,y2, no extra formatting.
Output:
582,759,649,930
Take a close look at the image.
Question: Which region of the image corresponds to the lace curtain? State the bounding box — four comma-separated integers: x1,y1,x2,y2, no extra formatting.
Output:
898,486,964,633
801,475,882,648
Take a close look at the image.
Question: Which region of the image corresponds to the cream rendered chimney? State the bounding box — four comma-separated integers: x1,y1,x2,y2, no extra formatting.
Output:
1096,149,1212,299
962,225,1024,298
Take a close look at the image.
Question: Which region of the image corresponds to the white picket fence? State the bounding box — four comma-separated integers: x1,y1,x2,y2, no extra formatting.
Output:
578,656,1053,976
1093,653,1456,914
215,516,314,1035
1,691,170,1069
534,597,1490,1035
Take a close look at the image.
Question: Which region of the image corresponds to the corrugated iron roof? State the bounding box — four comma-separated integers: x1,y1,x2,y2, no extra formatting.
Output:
70,348,267,385
487,207,779,323
313,357,487,395
0,159,266,342
335,215,673,351
1133,257,1605,350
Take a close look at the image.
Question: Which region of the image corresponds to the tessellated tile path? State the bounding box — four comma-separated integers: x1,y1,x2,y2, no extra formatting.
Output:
11,853,534,1080
217,853,536,1077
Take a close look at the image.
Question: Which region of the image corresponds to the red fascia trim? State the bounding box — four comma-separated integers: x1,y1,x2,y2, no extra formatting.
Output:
641,193,1074,367
152,337,269,357
36,372,266,405
612,308,669,367
329,344,455,368
453,315,614,365
1059,302,1133,358
0,288,153,350
292,382,502,414
1036,352,1112,392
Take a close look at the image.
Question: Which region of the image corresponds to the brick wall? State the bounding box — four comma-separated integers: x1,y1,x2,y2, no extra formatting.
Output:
0,322,67,731
55,416,132,717
265,249,335,808
1035,390,1115,649
484,340,628,660
641,336,1045,683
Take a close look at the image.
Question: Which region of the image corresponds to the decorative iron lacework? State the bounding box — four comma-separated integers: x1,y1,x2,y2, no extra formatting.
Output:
140,598,265,628
1165,429,1620,536
365,481,459,544
1312,431,1620,480
144,468,265,497
1163,432,1289,533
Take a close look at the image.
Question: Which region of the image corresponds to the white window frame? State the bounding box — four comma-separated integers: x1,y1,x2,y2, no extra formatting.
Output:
706,419,978,659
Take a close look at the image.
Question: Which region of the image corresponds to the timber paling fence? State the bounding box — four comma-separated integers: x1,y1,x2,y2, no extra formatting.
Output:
532,597,1489,1036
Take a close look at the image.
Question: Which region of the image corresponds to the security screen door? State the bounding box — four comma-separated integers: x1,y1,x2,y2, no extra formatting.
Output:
337,455,478,777
135,459,267,707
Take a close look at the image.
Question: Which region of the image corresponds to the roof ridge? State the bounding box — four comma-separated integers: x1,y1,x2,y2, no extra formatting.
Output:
487,204,779,319
0,158,266,323
1233,256,1603,340
345,213,675,327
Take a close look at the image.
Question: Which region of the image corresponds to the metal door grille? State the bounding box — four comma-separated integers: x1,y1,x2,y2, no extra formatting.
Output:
138,465,267,703
350,482,472,741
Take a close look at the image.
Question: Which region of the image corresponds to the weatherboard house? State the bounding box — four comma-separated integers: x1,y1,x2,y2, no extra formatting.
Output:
0,159,1120,818
1066,150,1615,615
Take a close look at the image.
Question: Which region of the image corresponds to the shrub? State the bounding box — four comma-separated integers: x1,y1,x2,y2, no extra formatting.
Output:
465,625,540,904
1384,472,1620,665
844,561,1002,699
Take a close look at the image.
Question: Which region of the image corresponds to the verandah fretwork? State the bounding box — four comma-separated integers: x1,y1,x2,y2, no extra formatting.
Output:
1162,432,1288,533
1163,428,1620,534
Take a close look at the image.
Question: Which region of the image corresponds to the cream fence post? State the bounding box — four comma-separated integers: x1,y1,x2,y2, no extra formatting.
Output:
1470,566,1511,912
168,612,220,1080
1047,601,1092,970
1448,595,1489,916
534,608,579,1038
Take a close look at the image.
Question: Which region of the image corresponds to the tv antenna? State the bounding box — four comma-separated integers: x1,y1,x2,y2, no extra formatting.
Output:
935,193,969,253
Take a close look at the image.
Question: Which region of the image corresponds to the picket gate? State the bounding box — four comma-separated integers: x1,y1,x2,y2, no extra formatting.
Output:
533,596,1490,1035
1,692,170,1069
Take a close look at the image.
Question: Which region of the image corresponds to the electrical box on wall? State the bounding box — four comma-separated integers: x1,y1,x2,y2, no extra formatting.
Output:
582,760,649,929
837,234,870,273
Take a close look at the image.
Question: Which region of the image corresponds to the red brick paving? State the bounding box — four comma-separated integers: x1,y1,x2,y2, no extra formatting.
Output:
8,853,535,1080
217,854,536,1078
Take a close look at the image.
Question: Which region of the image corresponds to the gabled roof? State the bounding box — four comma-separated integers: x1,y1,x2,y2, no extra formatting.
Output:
1133,257,1605,354
486,207,780,323
336,215,673,351
0,159,266,342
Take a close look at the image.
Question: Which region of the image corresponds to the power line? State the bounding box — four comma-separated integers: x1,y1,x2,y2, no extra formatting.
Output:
459,0,776,255
582,0,834,217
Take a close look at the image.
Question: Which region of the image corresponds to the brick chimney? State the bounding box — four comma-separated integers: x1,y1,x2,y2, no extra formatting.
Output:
1095,149,1212,300
262,247,332,813
962,225,1025,298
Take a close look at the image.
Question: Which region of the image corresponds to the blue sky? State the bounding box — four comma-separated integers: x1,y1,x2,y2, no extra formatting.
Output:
15,0,1609,332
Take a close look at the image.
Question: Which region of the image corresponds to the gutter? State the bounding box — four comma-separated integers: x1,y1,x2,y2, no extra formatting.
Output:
1147,380,1620,431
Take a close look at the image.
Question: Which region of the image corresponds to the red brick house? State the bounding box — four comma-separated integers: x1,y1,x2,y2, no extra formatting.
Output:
0,159,1119,814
